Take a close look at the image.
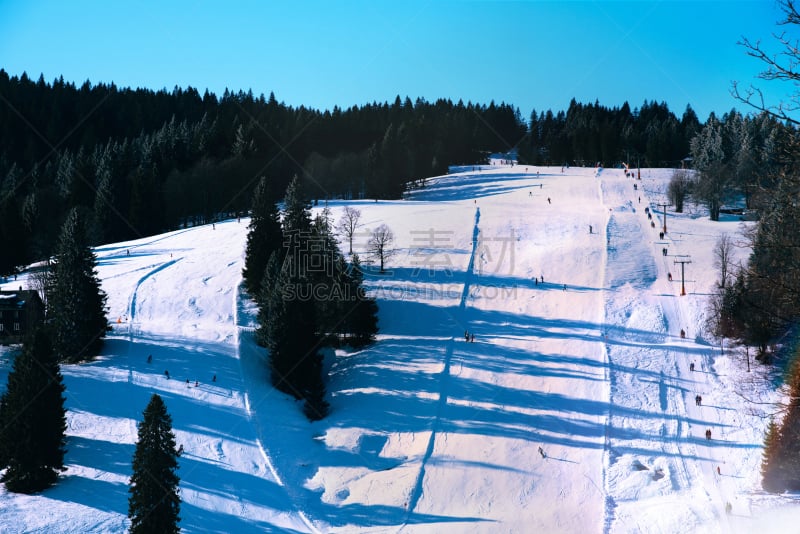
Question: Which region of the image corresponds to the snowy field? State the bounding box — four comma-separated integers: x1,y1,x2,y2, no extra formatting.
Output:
1,164,798,533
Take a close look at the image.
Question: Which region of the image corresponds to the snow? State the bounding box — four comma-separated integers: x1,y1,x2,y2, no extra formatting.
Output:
1,164,798,532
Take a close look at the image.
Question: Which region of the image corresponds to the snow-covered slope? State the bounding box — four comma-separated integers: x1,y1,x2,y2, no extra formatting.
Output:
0,165,795,533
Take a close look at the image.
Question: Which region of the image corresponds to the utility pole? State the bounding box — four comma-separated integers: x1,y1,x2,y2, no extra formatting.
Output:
674,256,691,296
657,202,669,234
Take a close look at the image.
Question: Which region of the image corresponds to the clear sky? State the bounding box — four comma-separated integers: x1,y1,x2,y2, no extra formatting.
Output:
0,1,788,121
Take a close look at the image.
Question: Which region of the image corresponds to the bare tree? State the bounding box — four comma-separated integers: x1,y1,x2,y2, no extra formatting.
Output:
667,169,691,213
367,224,395,273
28,259,53,310
732,0,800,125
337,206,362,255
713,232,734,288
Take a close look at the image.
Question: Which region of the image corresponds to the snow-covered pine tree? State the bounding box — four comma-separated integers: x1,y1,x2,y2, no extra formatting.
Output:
0,329,67,493
128,394,181,534
47,207,108,362
242,176,283,297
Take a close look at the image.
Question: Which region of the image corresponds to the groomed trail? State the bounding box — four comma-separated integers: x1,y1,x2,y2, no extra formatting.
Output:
599,171,737,533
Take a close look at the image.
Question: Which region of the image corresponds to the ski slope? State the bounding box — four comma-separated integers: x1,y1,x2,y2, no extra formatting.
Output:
1,164,797,533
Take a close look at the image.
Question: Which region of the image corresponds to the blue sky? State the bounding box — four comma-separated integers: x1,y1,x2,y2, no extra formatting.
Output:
0,1,787,121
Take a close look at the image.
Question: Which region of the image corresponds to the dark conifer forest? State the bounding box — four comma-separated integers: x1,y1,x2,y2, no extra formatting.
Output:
1,70,703,275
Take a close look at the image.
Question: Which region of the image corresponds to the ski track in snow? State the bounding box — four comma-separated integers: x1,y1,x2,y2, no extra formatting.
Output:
405,207,481,520
128,258,181,323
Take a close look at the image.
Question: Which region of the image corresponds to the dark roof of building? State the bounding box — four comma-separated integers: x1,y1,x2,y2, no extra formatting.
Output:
0,290,42,308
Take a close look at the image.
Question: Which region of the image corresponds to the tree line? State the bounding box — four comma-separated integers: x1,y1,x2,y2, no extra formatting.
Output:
2,69,729,278
0,70,526,275
516,98,701,168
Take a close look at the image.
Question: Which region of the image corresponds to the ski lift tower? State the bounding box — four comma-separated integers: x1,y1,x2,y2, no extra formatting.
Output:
673,255,691,296
657,202,670,235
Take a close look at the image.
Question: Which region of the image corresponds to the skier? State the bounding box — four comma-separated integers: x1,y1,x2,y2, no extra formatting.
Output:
538,446,546,458
589,224,592,234
706,429,712,440
717,466,721,475
212,374,217,382
164,370,170,379
547,197,551,204
698,395,702,406
668,272,673,281
195,380,199,387
177,444,184,456
680,328,686,338
563,284,566,291
147,354,152,364
690,362,695,372
470,333,475,343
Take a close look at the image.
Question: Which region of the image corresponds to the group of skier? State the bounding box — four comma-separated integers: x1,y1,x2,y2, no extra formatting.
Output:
147,353,216,385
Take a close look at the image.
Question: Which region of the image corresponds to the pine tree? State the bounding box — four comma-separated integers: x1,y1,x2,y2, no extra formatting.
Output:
0,329,67,493
255,251,282,347
310,208,347,342
260,254,324,402
242,176,283,297
128,394,181,534
302,359,330,421
47,207,108,362
761,419,784,493
282,174,312,235
256,177,329,419
341,254,379,347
